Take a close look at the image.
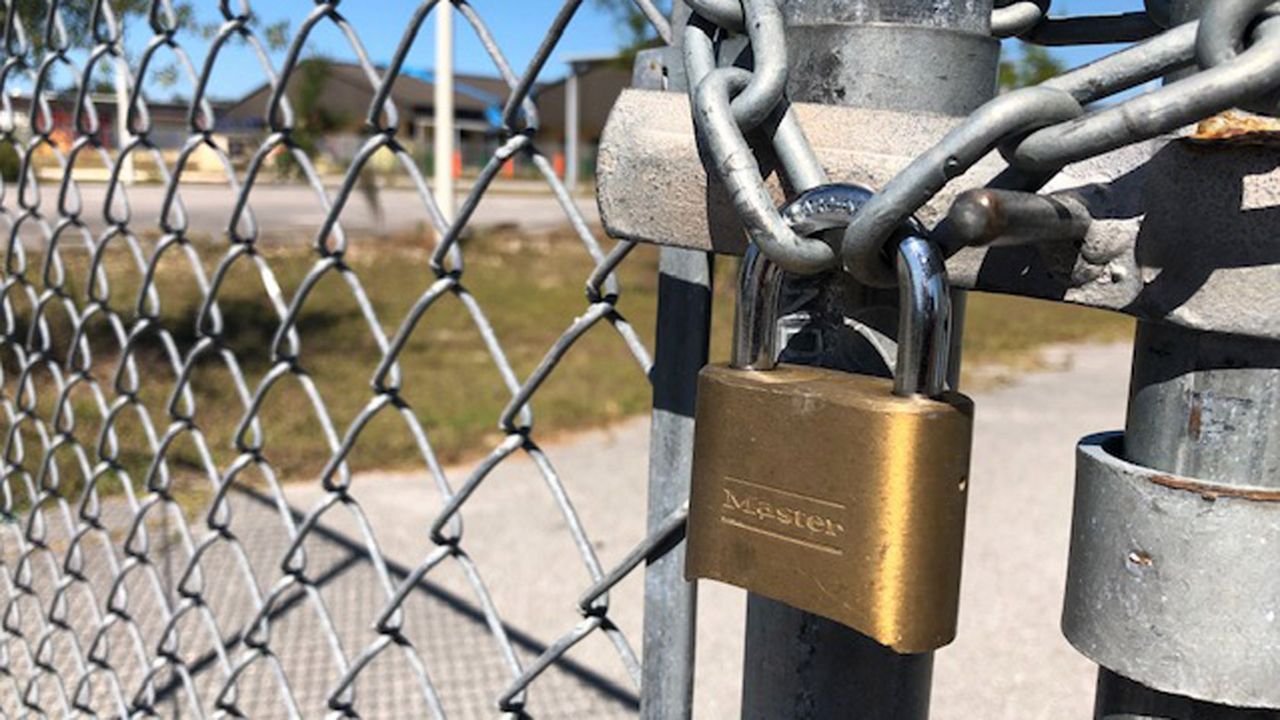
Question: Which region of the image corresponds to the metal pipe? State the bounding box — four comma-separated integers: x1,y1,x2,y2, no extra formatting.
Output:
742,600,935,720
641,248,713,720
1085,3,1280,712
1022,13,1163,46
1126,324,1280,490
433,3,455,221
640,7,705,720
781,0,999,117
1095,667,1280,720
1088,323,1280,720
114,51,134,185
739,1,996,717
565,66,580,191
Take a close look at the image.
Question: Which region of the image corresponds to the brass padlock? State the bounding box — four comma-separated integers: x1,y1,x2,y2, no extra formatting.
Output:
685,187,974,654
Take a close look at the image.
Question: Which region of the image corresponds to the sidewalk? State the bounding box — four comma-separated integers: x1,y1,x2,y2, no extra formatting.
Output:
281,341,1131,718
59,182,599,239
4,342,1132,718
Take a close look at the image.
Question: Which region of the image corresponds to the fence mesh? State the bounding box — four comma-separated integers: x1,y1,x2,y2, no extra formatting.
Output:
0,1,677,716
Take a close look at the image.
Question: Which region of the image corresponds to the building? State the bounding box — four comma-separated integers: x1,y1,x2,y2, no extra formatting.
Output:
2,52,636,186
0,93,232,182
535,54,632,186
4,93,218,150
535,55,631,148
217,60,508,169
214,55,633,183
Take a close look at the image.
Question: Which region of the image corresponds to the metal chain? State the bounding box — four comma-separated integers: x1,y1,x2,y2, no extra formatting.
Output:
843,9,1280,285
0,0,674,716
685,0,1280,286
683,0,835,276
992,0,1169,44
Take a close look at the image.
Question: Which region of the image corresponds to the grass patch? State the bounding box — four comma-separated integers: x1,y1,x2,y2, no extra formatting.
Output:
962,293,1133,370
2,228,1133,499
2,226,669,495
702,261,1132,377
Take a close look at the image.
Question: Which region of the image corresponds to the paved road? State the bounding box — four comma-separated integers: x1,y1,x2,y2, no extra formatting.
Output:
63,183,599,238
282,342,1132,718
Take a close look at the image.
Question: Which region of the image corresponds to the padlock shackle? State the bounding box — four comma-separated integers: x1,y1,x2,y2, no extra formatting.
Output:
895,236,952,398
737,184,952,394
736,184,877,371
731,242,784,371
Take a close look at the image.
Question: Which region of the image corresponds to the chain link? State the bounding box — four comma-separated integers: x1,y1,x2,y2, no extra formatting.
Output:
0,0,674,716
993,0,1166,44
684,0,835,275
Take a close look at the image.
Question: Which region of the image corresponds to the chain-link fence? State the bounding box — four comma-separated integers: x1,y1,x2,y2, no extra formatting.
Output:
0,1,680,716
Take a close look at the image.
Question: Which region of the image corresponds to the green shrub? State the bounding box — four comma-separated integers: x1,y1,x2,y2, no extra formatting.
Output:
0,142,20,183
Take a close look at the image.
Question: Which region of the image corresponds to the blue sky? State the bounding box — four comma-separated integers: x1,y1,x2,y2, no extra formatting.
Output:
122,0,1151,102
133,2,631,101
1012,0,1154,73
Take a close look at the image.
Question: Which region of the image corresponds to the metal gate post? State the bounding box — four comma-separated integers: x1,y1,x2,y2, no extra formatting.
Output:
1086,322,1280,720
1077,1,1280,716
642,246,714,720
739,3,997,718
639,9,710,720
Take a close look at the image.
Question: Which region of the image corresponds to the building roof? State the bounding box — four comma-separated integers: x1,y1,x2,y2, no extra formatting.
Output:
536,58,631,143
220,61,509,126
561,51,626,67
217,58,633,140
7,91,224,112
455,72,515,103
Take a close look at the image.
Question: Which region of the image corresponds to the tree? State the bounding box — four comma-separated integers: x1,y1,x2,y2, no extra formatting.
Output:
0,2,288,92
999,42,1064,91
0,1,152,54
273,57,351,179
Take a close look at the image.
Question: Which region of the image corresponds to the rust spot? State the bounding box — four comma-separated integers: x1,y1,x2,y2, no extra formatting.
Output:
1126,550,1153,568
1187,400,1202,440
1149,474,1280,502
1187,111,1280,146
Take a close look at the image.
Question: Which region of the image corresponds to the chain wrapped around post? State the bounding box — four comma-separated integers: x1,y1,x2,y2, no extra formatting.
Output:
681,0,1280,287
683,0,835,275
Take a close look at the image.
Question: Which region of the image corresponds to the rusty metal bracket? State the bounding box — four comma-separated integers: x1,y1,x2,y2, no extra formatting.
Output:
1063,432,1280,709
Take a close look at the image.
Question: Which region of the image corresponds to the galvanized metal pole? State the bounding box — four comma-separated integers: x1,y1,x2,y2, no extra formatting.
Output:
640,7,707,720
114,54,134,185
739,3,997,718
1082,1,1280,716
641,247,713,720
565,65,580,191
1087,322,1280,720
434,3,455,221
